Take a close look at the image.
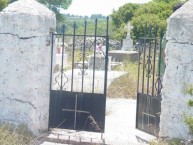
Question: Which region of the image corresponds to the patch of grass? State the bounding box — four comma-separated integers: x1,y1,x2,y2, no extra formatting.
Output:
0,123,34,145
107,72,137,99
150,138,183,145
183,112,193,134
107,61,138,99
184,85,193,96
112,60,138,77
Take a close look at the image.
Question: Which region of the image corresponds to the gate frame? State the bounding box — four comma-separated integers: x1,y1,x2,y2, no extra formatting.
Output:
48,17,110,133
136,26,164,137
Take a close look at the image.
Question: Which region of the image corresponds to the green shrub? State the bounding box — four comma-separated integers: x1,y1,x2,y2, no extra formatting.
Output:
182,84,193,135
183,112,193,134
181,99,193,134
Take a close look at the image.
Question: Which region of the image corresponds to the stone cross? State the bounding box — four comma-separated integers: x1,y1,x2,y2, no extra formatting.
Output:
126,22,133,38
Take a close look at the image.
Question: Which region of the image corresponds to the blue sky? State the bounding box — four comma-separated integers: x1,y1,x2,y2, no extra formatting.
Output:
61,0,152,16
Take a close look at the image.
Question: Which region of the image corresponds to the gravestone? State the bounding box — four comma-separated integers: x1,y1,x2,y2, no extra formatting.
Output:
109,23,138,62
88,50,111,71
160,0,193,139
0,0,56,135
122,23,134,51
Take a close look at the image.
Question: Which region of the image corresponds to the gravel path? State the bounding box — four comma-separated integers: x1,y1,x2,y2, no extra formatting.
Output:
104,98,156,145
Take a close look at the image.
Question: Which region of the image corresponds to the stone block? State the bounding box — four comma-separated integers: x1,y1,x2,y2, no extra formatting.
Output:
0,0,56,135
160,0,193,139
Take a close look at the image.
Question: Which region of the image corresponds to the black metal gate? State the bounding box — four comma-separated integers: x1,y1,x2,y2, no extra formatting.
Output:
136,26,164,136
49,18,109,133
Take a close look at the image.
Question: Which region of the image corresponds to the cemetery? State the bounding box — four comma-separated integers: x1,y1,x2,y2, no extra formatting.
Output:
0,0,193,145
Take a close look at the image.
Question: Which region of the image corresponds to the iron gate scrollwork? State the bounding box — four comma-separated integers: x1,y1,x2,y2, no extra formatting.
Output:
136,26,164,136
49,18,109,133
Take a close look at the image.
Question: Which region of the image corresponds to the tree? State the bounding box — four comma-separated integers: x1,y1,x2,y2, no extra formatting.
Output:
38,0,72,32
110,3,141,40
111,3,141,28
0,0,8,11
38,0,72,9
131,0,181,40
110,0,182,41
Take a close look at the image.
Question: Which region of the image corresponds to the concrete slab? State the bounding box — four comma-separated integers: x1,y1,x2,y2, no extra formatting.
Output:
109,50,138,62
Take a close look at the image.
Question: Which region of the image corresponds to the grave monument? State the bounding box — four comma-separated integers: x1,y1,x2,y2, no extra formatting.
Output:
108,22,138,63
88,46,111,70
122,23,134,51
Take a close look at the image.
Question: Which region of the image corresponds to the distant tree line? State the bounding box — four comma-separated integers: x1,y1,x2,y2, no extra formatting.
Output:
64,13,107,19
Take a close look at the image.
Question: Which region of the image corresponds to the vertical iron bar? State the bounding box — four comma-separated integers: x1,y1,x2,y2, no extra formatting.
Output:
157,30,163,96
152,26,158,96
137,39,142,93
60,25,65,91
142,24,147,93
74,94,78,129
104,17,109,96
92,19,97,93
48,32,54,130
147,26,152,133
50,33,54,91
71,22,76,92
81,21,87,93
136,37,142,130
147,26,152,95
103,16,109,134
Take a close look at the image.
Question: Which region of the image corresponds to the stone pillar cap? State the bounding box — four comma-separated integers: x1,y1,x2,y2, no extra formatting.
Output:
0,0,56,37
167,0,193,44
2,0,54,16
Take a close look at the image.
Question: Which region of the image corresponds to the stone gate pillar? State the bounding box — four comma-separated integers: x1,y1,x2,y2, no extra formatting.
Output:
160,0,193,139
0,0,56,135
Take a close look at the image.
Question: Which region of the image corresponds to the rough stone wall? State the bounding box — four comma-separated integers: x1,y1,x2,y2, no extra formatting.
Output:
0,0,56,135
160,0,193,139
